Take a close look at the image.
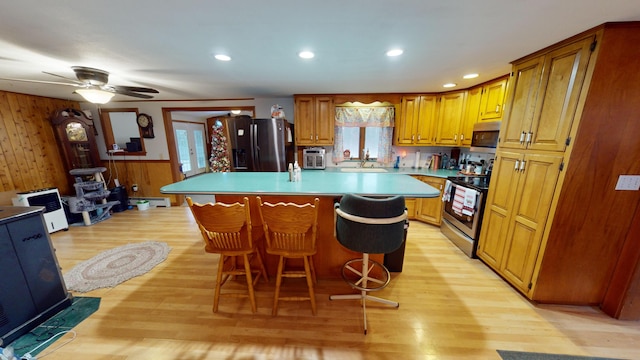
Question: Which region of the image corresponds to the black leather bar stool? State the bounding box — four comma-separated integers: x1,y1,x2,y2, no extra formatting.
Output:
330,193,407,334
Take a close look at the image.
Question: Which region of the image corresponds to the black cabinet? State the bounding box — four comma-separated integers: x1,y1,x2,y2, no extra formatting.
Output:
0,206,72,346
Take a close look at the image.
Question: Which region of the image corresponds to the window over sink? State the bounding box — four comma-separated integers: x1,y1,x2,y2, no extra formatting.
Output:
333,105,395,164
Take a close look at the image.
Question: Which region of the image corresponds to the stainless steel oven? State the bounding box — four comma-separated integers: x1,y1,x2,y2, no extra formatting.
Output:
441,176,490,258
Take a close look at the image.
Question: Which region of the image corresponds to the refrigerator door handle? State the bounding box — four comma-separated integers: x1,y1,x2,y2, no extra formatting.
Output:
251,123,260,171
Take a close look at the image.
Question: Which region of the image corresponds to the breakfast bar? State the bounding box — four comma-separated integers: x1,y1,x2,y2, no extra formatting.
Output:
161,171,440,278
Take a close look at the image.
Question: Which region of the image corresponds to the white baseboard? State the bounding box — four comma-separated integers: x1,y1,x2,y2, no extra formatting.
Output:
128,197,171,207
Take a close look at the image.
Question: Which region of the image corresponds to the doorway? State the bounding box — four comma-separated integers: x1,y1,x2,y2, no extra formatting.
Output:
173,121,207,177
161,106,255,204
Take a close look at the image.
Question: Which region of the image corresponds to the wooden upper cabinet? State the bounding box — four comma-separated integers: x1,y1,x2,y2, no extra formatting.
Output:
294,95,334,146
499,56,545,150
528,37,595,152
461,86,483,146
434,91,466,146
479,77,508,122
500,36,596,152
396,95,437,146
416,95,438,145
295,96,315,144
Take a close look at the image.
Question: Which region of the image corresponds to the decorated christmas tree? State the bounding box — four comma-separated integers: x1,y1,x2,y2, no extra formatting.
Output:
209,122,230,172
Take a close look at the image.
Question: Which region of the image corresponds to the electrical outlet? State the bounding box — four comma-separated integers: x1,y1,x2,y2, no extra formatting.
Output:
132,184,138,192
615,175,640,191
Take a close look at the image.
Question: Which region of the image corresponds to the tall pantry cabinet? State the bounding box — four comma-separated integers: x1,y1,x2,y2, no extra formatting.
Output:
477,22,640,318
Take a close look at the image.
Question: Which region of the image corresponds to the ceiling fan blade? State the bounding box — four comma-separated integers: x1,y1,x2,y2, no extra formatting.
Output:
112,87,155,99
0,77,81,87
42,71,86,85
113,85,159,93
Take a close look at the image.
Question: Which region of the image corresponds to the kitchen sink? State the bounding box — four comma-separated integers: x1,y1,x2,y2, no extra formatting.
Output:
340,168,388,173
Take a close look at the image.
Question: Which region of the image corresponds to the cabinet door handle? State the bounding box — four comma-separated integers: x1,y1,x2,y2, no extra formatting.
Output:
496,105,501,113
412,134,415,141
514,160,520,171
316,135,318,141
520,131,526,144
310,135,313,140
417,134,421,141
461,134,464,141
454,134,457,141
520,160,526,171
526,132,532,145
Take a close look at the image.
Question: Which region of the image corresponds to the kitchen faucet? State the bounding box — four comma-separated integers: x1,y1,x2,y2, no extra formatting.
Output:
360,149,370,167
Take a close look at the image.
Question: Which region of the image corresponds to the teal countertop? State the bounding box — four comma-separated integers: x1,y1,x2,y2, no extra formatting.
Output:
161,170,442,198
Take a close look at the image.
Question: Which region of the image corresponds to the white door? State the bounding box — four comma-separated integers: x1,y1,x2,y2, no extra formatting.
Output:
173,121,208,177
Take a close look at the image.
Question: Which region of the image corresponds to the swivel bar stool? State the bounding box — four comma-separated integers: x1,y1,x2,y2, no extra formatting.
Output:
330,193,407,334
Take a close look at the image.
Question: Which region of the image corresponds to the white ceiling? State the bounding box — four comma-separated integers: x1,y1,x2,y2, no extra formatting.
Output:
1,0,640,102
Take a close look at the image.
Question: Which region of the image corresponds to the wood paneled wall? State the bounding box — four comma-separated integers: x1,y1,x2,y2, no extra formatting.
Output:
0,90,176,204
0,90,79,194
101,159,177,204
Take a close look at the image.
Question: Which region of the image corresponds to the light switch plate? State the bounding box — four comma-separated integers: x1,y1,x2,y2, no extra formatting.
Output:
615,175,640,191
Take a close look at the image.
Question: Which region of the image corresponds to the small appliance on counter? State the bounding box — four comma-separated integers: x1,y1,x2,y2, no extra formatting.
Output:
303,147,326,169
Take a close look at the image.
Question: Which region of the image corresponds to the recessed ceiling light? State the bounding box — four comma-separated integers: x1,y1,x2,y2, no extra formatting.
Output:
463,73,479,79
298,51,315,59
386,49,404,57
214,54,231,61
443,83,457,88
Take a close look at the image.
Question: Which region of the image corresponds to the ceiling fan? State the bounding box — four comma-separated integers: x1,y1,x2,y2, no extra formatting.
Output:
0,66,159,103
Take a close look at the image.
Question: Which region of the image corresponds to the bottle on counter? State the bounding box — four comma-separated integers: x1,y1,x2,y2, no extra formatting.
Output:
293,161,301,182
442,153,449,169
288,163,294,182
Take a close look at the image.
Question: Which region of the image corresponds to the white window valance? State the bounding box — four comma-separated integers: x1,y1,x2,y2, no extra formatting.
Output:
335,106,395,127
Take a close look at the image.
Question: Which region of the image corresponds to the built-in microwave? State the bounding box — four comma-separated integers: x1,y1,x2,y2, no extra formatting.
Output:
470,121,501,153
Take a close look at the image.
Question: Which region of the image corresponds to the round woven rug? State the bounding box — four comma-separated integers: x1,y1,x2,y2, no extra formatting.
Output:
64,241,171,293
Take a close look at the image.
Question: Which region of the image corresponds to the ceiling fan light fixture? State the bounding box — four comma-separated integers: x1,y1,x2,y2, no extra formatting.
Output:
75,88,115,104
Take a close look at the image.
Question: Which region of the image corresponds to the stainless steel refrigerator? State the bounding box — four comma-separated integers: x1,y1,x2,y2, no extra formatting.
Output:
228,116,295,172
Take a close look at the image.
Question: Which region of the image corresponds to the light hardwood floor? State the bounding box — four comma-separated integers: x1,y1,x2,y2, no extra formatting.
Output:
42,206,640,360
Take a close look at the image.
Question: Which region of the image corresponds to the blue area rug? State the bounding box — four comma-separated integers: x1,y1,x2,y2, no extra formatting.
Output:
497,350,625,360
7,296,100,358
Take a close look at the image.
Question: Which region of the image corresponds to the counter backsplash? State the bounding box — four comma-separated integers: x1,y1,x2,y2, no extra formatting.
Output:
313,146,495,170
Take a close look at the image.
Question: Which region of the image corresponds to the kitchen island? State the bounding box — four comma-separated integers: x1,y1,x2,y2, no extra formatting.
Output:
161,170,440,278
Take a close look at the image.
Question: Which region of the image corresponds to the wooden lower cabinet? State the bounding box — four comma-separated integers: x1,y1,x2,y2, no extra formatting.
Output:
477,150,563,294
408,176,444,226
405,198,417,219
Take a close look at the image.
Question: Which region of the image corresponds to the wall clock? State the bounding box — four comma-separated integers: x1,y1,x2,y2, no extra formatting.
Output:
137,113,155,138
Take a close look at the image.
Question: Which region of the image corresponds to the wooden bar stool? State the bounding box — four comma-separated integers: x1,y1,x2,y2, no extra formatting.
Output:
186,197,268,313
257,196,320,316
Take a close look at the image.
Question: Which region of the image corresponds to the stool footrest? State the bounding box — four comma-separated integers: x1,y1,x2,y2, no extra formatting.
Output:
341,258,390,292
